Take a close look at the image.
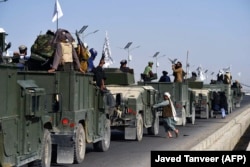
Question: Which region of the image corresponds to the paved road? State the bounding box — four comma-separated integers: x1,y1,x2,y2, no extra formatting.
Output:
51,95,250,167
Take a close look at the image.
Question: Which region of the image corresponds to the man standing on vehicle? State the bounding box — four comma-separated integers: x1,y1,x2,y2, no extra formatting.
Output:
87,48,98,72
93,56,107,92
48,29,84,73
158,70,171,82
172,61,185,82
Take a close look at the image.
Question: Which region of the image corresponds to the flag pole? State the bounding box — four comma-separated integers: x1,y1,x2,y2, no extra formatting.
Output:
185,50,189,81
56,12,58,30
52,0,63,30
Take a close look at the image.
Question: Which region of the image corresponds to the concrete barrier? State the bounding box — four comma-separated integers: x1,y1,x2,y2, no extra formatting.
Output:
190,107,250,150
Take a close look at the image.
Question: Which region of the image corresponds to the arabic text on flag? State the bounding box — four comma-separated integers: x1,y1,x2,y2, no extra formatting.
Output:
102,32,113,68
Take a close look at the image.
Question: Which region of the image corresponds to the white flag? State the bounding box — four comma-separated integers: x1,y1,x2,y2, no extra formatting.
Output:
198,71,206,81
52,0,63,22
196,65,206,81
102,31,113,68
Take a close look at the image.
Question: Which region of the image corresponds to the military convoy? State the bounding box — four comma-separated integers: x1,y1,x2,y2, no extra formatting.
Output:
0,68,111,167
138,74,243,125
0,27,245,167
189,81,237,119
0,29,111,167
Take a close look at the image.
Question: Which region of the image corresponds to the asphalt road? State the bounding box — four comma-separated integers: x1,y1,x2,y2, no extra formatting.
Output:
51,95,250,167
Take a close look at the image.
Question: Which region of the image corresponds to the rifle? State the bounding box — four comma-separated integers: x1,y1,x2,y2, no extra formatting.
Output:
75,30,89,57
75,30,90,71
75,30,84,49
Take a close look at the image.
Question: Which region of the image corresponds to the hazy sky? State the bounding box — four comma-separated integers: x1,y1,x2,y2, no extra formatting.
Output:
1,0,250,90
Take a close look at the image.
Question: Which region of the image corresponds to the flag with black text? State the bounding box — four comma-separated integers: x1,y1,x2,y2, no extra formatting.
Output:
102,31,113,68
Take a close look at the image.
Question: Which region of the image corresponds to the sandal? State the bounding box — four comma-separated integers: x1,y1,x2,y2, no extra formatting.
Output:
175,129,179,138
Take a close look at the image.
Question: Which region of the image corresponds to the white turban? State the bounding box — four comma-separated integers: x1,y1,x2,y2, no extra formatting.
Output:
164,92,171,98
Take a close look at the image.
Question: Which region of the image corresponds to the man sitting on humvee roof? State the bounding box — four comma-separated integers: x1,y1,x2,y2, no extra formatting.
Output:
186,71,197,82
13,45,29,70
141,61,155,81
119,59,133,73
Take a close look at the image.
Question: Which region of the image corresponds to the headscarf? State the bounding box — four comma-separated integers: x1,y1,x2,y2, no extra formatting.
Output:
52,28,75,44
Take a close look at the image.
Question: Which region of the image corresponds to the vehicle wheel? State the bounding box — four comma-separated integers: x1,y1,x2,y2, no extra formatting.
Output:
191,103,195,124
186,103,195,124
236,102,240,108
28,129,51,167
186,117,192,123
136,114,143,141
147,113,159,135
74,123,86,164
182,107,186,126
93,119,111,152
210,109,214,118
228,105,233,114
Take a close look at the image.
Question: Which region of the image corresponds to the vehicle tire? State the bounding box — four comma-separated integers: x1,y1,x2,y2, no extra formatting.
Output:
228,104,233,114
136,114,143,141
191,102,195,124
186,117,192,123
210,110,214,118
186,102,195,124
147,113,159,135
236,102,240,108
93,119,111,152
74,123,86,164
28,129,51,167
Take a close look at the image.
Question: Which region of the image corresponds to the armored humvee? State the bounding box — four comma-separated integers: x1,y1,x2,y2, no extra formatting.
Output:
0,29,111,166
104,68,159,141
231,81,244,108
0,65,52,167
0,29,52,167
203,83,233,115
17,70,111,164
189,80,243,118
0,66,111,166
138,81,194,126
188,81,213,119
